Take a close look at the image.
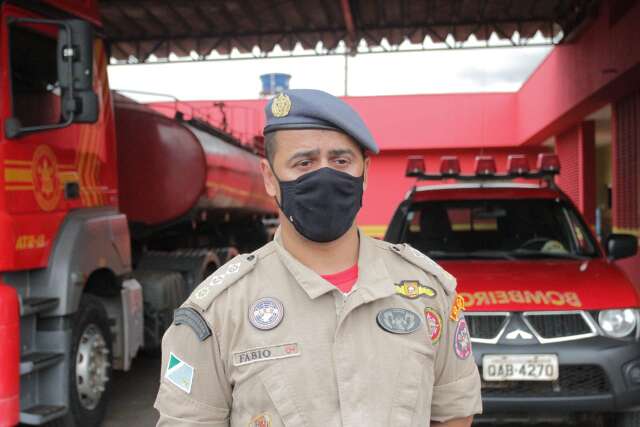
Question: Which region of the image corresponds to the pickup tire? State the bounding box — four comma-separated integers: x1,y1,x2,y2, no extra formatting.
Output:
51,294,113,427
616,411,640,427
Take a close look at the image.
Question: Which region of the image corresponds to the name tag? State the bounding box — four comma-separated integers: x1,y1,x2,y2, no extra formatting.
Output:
233,343,301,367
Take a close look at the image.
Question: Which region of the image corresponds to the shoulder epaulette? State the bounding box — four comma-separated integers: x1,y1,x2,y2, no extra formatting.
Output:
388,243,457,296
188,252,258,311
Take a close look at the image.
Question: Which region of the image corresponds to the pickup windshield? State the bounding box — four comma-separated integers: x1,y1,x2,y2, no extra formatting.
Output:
403,198,599,260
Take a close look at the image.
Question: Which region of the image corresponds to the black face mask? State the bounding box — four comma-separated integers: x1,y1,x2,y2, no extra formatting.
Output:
275,167,364,243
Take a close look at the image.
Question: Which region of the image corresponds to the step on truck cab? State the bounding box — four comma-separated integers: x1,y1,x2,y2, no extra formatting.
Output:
385,154,640,426
0,1,275,426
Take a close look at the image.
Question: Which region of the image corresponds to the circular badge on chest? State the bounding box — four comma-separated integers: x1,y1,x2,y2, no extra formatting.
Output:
249,297,285,330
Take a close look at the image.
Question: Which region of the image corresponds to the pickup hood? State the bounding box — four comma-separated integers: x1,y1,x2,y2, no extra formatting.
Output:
439,259,640,311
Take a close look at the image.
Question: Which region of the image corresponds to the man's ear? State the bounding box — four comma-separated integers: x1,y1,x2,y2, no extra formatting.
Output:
260,158,279,198
362,156,371,191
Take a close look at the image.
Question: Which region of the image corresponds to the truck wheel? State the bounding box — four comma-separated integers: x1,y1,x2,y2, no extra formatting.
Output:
52,294,112,427
616,411,640,427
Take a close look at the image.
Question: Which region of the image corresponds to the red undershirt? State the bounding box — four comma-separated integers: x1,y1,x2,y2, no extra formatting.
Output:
321,264,359,293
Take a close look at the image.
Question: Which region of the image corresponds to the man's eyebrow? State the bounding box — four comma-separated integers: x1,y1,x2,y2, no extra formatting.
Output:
328,148,356,157
287,148,321,163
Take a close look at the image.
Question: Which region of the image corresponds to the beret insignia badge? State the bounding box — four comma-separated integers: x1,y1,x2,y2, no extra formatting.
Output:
271,93,291,118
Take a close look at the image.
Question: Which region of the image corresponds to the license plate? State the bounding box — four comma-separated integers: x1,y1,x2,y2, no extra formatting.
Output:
482,354,559,381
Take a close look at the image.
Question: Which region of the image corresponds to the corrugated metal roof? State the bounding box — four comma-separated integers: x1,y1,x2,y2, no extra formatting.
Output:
100,0,599,61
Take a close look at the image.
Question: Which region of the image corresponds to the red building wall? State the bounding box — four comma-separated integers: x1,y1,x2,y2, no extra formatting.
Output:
555,121,596,226
152,92,519,151
613,90,640,284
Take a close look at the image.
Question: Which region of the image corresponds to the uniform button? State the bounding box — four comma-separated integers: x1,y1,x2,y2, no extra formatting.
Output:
392,245,401,252
247,255,255,261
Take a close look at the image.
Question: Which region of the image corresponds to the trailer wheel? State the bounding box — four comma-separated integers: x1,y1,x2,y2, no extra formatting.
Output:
52,294,112,427
616,411,640,427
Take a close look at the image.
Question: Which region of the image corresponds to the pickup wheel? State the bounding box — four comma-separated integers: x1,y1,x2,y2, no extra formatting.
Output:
616,411,640,427
51,294,113,427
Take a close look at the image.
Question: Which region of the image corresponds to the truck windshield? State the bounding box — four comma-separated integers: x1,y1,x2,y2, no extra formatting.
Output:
403,198,599,260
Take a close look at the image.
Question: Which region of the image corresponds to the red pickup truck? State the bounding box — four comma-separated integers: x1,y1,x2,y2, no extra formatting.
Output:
384,154,640,426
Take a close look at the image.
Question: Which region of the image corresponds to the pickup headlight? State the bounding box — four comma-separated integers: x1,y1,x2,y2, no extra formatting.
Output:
598,309,638,338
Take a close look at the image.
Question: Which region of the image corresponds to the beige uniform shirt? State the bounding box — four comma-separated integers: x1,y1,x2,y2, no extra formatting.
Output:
154,231,482,426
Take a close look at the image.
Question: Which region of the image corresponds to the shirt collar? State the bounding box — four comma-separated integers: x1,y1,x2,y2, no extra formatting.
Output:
273,228,395,302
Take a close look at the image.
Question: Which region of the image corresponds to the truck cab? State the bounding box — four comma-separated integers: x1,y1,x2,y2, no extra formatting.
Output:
385,154,640,425
0,2,274,426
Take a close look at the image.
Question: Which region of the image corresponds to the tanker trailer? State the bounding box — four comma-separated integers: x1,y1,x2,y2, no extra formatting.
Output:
113,93,276,350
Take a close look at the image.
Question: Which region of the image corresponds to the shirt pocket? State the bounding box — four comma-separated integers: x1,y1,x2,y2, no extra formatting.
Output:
258,364,310,427
230,362,309,427
388,347,433,427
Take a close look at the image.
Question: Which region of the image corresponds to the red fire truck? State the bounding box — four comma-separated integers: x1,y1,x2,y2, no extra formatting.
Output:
0,1,275,425
385,154,640,425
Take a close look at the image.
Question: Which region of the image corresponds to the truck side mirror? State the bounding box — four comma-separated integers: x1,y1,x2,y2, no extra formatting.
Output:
4,17,98,139
605,234,638,260
58,19,98,123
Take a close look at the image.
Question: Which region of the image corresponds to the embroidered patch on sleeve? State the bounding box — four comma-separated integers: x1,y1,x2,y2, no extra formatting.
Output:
424,307,443,343
164,352,194,393
449,294,466,321
454,316,472,359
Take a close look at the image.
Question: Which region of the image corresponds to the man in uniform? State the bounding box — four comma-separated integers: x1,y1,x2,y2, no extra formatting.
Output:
154,89,482,426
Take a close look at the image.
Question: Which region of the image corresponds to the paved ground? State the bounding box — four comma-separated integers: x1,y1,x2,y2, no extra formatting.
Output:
103,354,160,427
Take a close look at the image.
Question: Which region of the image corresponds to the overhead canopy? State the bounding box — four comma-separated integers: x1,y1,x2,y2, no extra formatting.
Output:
99,0,599,62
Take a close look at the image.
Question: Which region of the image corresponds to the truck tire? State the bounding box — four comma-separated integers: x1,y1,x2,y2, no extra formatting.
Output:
134,270,186,352
137,249,220,294
616,411,640,427
51,294,112,427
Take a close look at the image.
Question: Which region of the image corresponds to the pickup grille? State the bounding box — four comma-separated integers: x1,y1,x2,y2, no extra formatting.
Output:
481,365,610,397
465,313,509,341
524,312,594,340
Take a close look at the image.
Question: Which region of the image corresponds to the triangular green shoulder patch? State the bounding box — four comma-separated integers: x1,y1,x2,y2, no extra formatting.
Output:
168,353,181,370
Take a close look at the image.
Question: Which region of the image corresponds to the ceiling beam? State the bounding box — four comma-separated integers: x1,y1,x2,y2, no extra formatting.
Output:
340,0,357,49
318,0,336,28
218,2,241,32
101,14,126,36
165,3,192,32
239,0,262,30
107,15,556,44
193,4,217,31
141,4,169,37
115,5,146,37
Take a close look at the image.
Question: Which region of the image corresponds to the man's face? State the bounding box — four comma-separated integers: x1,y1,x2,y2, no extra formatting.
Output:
260,129,370,202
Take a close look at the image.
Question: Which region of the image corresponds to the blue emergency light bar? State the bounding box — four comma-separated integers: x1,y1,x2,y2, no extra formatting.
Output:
405,153,560,181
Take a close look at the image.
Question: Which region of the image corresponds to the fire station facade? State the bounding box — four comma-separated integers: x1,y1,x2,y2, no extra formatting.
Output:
172,1,640,287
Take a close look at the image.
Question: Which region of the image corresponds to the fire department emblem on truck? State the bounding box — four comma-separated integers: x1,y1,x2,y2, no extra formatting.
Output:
32,145,62,212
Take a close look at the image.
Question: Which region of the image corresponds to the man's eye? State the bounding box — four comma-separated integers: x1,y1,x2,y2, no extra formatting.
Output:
297,160,312,167
334,158,350,165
